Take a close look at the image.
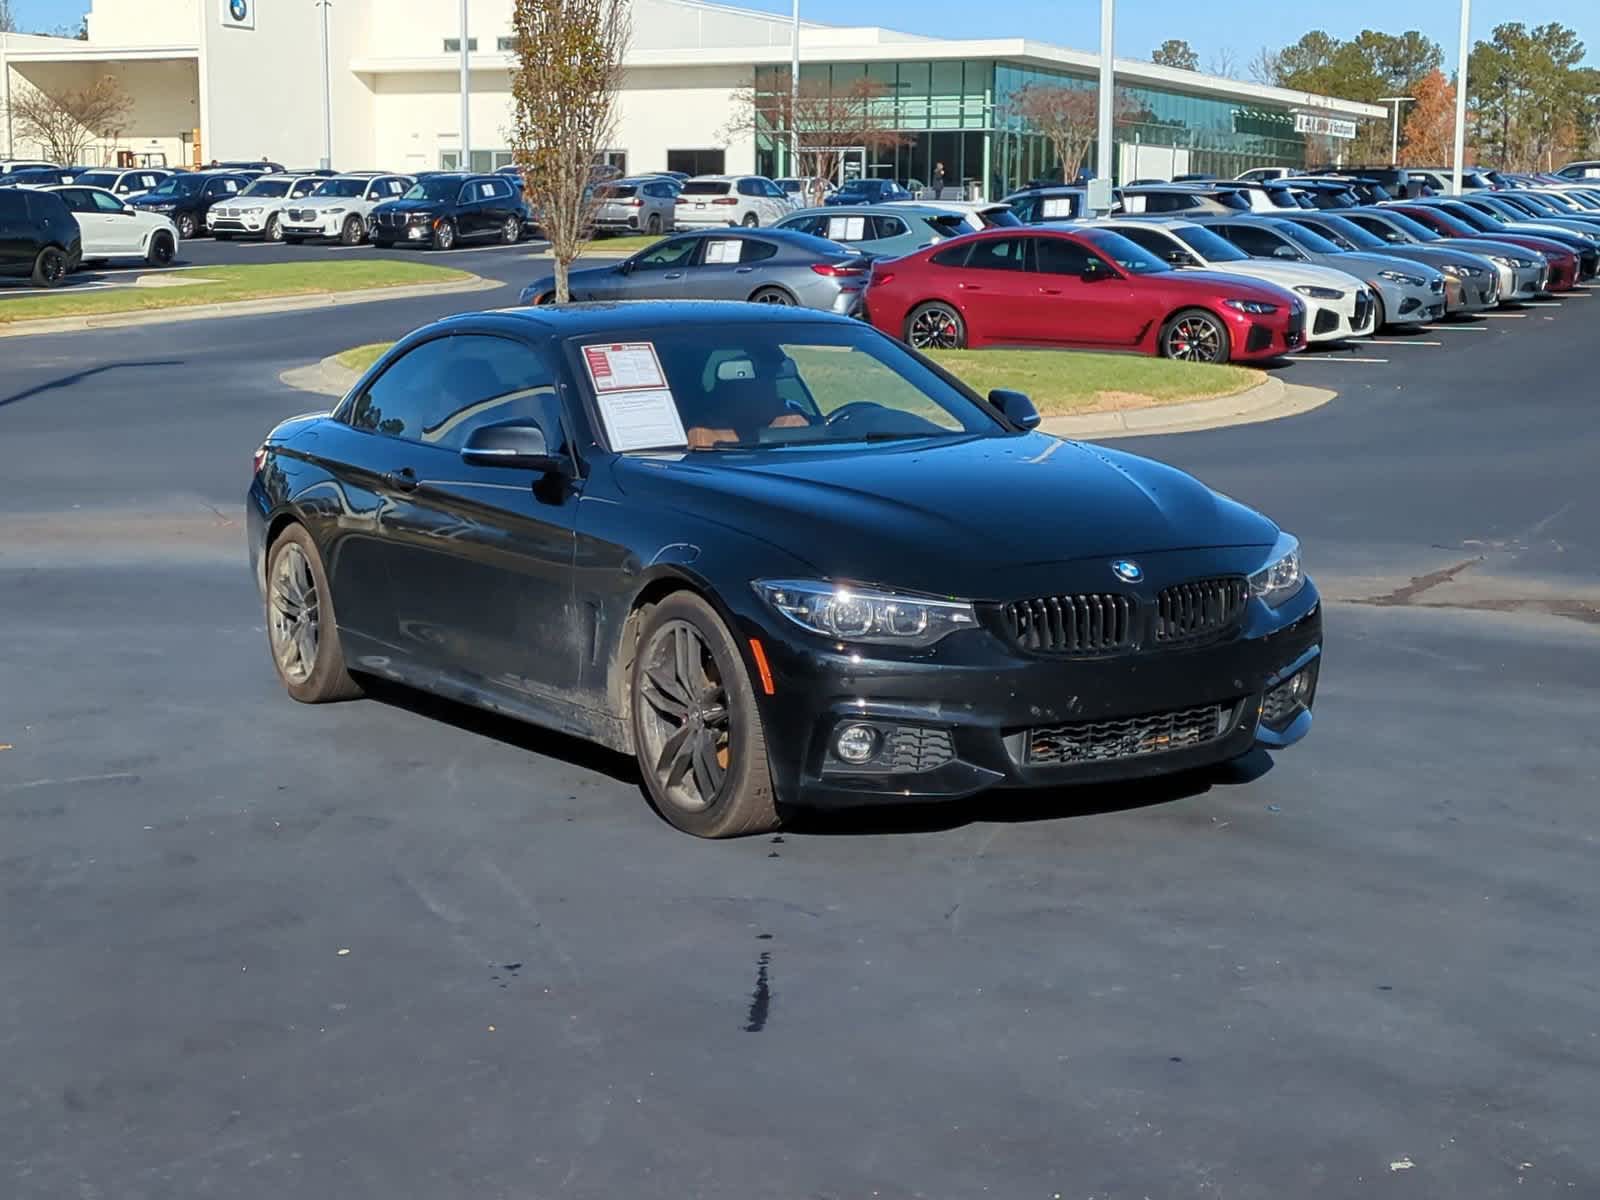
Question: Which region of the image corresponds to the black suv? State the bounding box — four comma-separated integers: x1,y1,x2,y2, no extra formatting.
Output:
128,171,250,239
0,187,82,287
367,173,529,250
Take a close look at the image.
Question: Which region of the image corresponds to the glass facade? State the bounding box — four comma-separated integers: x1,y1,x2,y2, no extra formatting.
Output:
754,59,1313,198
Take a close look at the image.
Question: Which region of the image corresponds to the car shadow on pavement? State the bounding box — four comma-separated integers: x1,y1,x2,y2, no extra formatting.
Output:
0,360,185,410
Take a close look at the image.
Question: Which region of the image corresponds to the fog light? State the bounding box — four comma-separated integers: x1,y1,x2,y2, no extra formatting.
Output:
1262,661,1319,729
834,723,882,765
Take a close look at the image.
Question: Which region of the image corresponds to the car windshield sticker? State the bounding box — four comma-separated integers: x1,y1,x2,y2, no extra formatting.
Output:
1042,197,1074,218
826,216,866,241
705,239,744,264
596,389,690,453
583,342,668,392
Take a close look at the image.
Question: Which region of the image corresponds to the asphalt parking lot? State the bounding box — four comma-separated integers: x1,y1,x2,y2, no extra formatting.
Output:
2,262,1597,1197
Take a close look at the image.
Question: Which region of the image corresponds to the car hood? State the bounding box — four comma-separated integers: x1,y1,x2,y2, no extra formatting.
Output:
130,194,191,208
283,195,358,210
1435,237,1541,261
614,433,1278,597
375,199,444,216
1326,251,1443,283
1153,269,1295,304
1198,259,1363,292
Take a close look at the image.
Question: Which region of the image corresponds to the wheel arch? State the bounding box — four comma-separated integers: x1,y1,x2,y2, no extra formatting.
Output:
1157,303,1230,355
746,283,798,305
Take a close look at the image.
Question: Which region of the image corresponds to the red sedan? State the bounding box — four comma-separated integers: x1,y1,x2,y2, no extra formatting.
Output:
863,226,1305,364
1388,204,1578,292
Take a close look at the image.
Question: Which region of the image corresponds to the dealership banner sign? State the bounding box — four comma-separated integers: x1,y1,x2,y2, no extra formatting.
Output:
1294,113,1358,140
221,0,255,29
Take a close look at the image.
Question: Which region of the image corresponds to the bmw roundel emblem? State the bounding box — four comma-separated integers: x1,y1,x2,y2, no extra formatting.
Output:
229,0,248,20
1110,559,1143,583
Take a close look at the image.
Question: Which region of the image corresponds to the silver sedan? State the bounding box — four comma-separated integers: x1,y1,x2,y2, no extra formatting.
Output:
519,229,868,314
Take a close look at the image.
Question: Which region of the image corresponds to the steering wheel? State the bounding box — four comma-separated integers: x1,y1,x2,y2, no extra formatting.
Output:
823,401,891,428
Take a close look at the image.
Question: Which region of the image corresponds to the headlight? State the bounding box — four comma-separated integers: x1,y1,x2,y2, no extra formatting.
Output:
1223,298,1280,314
1515,257,1537,268
754,580,978,647
1488,254,1513,267
326,206,346,214
1377,269,1426,287
1250,533,1304,608
1439,263,1464,277
1293,285,1343,299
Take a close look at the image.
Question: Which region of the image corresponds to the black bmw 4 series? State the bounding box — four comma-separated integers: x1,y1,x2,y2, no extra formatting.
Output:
249,303,1321,837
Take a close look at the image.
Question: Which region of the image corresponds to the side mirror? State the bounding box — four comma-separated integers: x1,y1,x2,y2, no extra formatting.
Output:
461,421,566,473
617,259,635,275
1080,259,1109,282
988,388,1041,430
1272,245,1299,260
1165,249,1196,267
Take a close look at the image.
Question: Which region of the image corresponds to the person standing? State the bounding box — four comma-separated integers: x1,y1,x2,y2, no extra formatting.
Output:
931,161,946,198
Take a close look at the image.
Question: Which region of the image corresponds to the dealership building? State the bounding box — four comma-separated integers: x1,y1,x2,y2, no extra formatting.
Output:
1,0,1383,195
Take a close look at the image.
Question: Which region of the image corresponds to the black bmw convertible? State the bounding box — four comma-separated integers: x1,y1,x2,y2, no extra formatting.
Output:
249,302,1321,837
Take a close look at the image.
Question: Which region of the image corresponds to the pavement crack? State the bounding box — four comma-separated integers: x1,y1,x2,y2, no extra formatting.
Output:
1356,557,1484,607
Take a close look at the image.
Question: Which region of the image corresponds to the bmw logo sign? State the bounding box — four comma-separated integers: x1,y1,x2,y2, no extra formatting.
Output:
229,0,248,20
1110,559,1143,583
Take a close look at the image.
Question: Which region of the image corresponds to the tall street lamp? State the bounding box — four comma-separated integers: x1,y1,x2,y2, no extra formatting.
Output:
1092,0,1114,209
790,0,800,177
460,0,472,171
1452,0,1470,194
316,0,334,171
1379,95,1413,166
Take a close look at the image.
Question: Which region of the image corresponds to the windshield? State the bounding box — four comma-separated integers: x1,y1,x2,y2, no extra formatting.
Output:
1273,221,1344,255
680,180,731,197
1169,225,1250,262
241,179,291,198
145,175,202,198
1370,209,1440,242
75,172,117,189
314,177,369,198
404,177,461,201
588,325,1004,452
1443,204,1500,232
1079,228,1171,273
1263,188,1299,209
1311,215,1386,250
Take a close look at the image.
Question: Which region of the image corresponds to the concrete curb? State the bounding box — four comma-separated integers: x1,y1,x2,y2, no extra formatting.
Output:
280,352,367,398
0,273,501,339
1040,376,1336,439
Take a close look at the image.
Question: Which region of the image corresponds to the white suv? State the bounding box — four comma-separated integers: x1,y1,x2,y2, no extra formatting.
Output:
280,173,413,245
43,184,180,266
673,175,795,229
207,173,327,241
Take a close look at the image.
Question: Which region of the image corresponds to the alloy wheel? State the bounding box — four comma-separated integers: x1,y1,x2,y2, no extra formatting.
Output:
178,215,196,239
908,306,962,349
636,620,731,813
1166,316,1224,363
502,216,520,244
39,250,67,284
436,221,455,250
752,288,793,305
268,542,321,685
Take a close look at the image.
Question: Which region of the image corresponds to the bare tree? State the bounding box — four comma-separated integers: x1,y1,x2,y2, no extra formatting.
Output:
1207,48,1240,80
509,0,630,303
3,75,132,164
725,74,907,199
0,0,18,32
1248,46,1284,86
1008,84,1136,184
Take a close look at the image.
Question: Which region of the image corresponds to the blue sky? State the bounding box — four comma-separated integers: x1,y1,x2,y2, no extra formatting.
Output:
9,0,1595,68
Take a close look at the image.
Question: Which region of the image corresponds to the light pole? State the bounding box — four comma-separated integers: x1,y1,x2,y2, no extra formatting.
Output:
316,0,334,171
1379,95,1413,166
1452,0,1470,194
1093,0,1114,206
459,0,471,171
789,0,800,178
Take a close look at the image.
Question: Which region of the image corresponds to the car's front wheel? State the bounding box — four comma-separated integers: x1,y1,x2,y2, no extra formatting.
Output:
340,215,365,246
264,524,363,704
433,219,457,251
1160,308,1232,364
630,592,780,838
905,301,966,349
265,214,284,243
499,215,521,244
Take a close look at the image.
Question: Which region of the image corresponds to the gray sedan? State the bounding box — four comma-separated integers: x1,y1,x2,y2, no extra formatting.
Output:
1193,215,1447,329
1341,207,1548,301
1274,211,1500,313
519,228,868,313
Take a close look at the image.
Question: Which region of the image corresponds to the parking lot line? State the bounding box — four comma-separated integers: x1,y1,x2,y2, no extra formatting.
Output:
1312,356,1389,364
1481,312,1528,318
1420,323,1487,330
1368,339,1443,347
1521,301,1563,308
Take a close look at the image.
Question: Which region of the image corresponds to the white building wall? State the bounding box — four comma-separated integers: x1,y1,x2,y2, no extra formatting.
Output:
617,65,754,175
86,0,201,46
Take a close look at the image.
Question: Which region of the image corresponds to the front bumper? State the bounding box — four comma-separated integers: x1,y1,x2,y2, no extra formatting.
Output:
1306,289,1375,341
282,208,350,238
744,580,1323,808
1377,280,1445,324
1443,271,1499,312
207,211,269,234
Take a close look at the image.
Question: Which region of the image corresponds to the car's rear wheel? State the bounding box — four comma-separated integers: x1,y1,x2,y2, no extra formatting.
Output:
646,212,662,235
177,214,197,239
631,593,780,838
145,233,175,266
1160,308,1232,364
499,215,521,244
31,246,68,288
265,214,284,243
339,215,365,246
905,301,966,350
749,286,794,305
741,213,759,228
433,219,457,251
1369,292,1388,332
264,524,363,704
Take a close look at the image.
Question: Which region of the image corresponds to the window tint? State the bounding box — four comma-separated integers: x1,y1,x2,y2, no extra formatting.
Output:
929,244,971,267
90,189,125,213
1033,238,1092,275
348,335,561,451
763,181,786,198
1216,223,1293,258
291,179,319,198
54,188,91,213
737,179,763,196
965,237,1029,271
740,240,778,263
1141,193,1196,213
633,237,699,268
490,179,513,199
871,215,908,238
1108,225,1178,259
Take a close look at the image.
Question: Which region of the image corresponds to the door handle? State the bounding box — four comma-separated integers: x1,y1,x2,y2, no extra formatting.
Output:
1039,287,1064,295
958,282,983,291
383,468,419,493
664,271,683,279
735,266,754,273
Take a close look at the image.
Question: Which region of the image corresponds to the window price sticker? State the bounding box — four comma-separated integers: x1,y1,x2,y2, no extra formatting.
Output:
705,239,744,264
581,342,687,451
582,341,668,392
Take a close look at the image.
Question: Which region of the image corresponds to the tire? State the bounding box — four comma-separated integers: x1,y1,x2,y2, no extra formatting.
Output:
741,212,760,228
646,212,662,235
31,246,69,288
177,213,197,240
1370,292,1388,332
145,233,174,267
749,286,795,306
904,301,966,350
499,215,521,245
1160,308,1232,364
630,592,780,838
433,219,457,251
214,232,233,241
339,214,365,246
264,214,284,243
263,523,363,704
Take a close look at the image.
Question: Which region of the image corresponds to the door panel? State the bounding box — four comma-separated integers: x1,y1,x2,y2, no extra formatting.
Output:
619,236,704,298
952,237,1037,344
1032,236,1149,346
